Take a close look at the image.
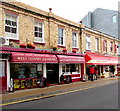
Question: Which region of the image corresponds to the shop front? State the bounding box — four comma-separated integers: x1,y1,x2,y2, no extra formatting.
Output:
85,53,118,78
57,55,85,83
10,52,58,90
0,51,10,93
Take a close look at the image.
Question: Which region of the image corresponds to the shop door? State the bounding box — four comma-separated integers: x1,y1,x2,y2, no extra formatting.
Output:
0,61,7,93
46,64,59,84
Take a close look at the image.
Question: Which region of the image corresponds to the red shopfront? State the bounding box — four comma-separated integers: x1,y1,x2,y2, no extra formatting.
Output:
10,52,58,90
56,55,85,83
85,52,118,78
0,51,10,93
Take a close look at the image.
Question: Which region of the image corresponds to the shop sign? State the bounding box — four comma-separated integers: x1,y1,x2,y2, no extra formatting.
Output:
10,52,58,63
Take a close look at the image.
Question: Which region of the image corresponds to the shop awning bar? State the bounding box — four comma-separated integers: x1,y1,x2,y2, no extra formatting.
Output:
10,52,58,63
85,54,118,65
57,55,85,63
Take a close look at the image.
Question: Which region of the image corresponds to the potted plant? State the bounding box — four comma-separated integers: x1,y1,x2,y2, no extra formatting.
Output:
63,48,67,52
26,43,35,49
72,49,76,53
53,47,57,51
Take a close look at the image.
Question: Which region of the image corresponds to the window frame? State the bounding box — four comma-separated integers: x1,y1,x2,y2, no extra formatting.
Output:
86,36,91,50
58,28,65,46
95,38,99,52
110,41,113,52
5,13,18,39
34,21,44,43
72,32,78,48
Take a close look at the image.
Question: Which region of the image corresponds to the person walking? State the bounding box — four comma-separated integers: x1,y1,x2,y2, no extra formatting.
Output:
90,65,95,81
86,66,91,80
110,66,115,77
94,66,98,80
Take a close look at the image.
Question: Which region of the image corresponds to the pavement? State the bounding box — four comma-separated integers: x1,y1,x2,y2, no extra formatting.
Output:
0,76,119,105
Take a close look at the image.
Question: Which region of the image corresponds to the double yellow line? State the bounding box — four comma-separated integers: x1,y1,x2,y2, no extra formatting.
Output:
0,80,117,107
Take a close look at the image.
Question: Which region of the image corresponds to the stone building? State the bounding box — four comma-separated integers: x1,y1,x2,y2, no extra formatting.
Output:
81,8,118,38
0,0,119,93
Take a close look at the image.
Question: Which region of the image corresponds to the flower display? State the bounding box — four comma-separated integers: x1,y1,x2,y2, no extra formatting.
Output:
63,48,67,52
20,44,26,48
26,43,36,49
72,49,76,53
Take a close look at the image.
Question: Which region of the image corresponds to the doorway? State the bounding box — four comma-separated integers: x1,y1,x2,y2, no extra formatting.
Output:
0,60,7,93
46,64,59,84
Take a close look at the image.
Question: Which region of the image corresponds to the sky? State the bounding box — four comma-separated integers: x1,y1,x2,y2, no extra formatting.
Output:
15,0,119,23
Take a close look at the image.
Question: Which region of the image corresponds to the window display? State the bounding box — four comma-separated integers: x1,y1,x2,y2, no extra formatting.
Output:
62,64,80,74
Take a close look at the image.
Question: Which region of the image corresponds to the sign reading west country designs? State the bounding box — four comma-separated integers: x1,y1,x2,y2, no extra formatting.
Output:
10,52,58,63
57,55,85,63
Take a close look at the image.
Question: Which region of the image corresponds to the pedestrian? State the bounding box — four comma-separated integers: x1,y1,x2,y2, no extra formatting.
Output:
90,65,95,81
94,66,98,80
110,66,115,77
86,66,91,80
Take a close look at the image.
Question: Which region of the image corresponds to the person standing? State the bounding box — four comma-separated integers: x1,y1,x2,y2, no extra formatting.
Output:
90,65,95,81
86,66,91,80
110,66,115,77
94,66,98,80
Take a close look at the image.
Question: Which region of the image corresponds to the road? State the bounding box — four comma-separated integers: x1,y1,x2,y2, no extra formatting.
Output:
2,81,119,110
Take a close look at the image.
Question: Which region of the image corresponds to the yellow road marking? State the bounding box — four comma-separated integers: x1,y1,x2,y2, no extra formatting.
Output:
0,80,117,107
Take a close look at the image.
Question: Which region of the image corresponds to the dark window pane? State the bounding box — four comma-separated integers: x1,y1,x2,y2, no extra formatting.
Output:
35,32,38,37
35,27,38,31
39,33,42,37
39,28,42,32
12,21,17,26
5,26,10,32
12,28,17,33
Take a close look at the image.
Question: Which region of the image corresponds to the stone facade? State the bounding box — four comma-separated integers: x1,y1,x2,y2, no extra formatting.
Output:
0,0,119,56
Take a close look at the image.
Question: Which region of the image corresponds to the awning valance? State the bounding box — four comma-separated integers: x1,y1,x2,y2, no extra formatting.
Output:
85,54,118,65
10,52,58,63
57,55,85,63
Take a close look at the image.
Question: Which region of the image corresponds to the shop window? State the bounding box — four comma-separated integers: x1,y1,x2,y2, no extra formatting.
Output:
5,13,18,39
62,64,80,74
0,61,5,77
34,21,44,43
10,63,42,79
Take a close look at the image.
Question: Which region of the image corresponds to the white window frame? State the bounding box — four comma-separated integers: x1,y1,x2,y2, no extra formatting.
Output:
95,38,99,51
86,36,91,50
5,13,18,39
72,32,78,48
58,28,65,46
110,42,113,52
34,21,44,43
112,15,117,23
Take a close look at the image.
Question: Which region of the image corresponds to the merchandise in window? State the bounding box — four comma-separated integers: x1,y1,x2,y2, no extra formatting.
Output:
62,64,80,74
10,63,43,79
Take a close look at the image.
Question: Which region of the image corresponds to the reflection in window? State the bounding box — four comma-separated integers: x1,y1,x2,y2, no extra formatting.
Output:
0,61,5,77
112,15,117,23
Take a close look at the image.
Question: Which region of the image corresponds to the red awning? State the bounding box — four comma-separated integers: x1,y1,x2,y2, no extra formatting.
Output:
57,55,85,63
85,54,118,65
0,51,10,54
10,52,58,63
